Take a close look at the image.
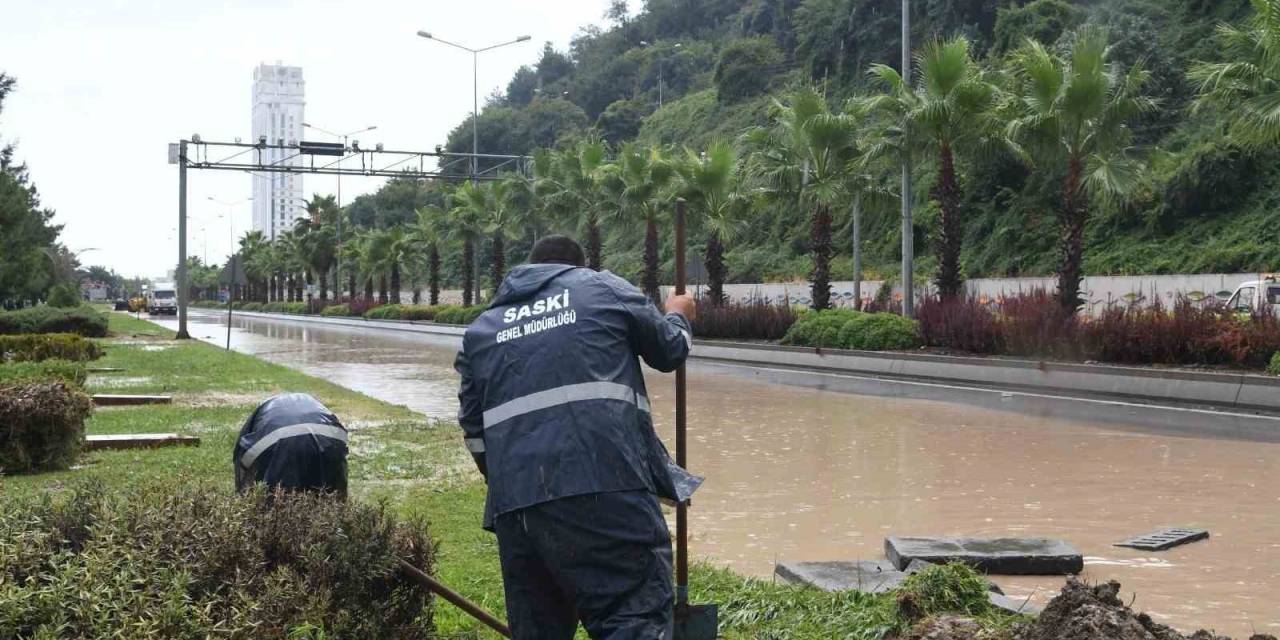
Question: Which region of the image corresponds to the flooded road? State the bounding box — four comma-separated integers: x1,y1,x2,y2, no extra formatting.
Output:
164,312,1279,635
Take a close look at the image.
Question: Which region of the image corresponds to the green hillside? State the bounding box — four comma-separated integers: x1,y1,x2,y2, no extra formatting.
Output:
428,0,1275,283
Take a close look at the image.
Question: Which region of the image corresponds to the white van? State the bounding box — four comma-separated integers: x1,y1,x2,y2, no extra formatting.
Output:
1224,275,1280,315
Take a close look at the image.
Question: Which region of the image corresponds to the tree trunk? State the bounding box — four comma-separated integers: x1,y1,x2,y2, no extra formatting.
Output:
319,271,328,303
1057,154,1087,313
294,272,303,302
932,142,964,299
462,238,475,306
491,233,506,296
378,273,388,305
348,272,357,302
390,262,401,304
412,287,421,305
810,204,833,311
305,270,313,304
706,233,727,306
364,277,374,302
428,244,440,306
643,215,660,305
285,274,294,302
587,214,602,271
852,193,862,310
269,276,277,302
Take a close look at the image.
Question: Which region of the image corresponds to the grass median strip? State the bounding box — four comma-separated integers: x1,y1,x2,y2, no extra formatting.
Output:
1,313,1020,638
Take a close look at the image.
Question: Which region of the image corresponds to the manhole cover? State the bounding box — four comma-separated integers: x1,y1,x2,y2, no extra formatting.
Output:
1114,528,1209,551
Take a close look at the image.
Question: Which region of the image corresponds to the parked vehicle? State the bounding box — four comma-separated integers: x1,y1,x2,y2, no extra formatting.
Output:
148,282,178,315
113,298,130,311
1225,275,1280,315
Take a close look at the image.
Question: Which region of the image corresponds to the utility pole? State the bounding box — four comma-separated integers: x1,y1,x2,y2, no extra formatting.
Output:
900,0,914,318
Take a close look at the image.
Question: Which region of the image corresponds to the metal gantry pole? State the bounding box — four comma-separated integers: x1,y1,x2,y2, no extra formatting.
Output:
900,0,914,318
473,50,480,183
176,140,191,339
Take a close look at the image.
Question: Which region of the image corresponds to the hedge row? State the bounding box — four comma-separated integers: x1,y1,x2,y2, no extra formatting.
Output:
0,306,108,337
0,360,87,388
0,483,435,638
362,304,484,323
0,334,104,363
0,381,93,473
781,309,921,351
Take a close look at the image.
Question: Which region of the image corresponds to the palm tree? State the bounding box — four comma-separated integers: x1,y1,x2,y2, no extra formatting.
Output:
238,230,269,302
1005,27,1155,312
1191,0,1280,149
276,229,307,302
601,144,677,304
479,178,529,294
744,88,861,310
449,182,488,306
533,139,609,270
296,219,336,302
411,205,447,305
677,141,745,306
859,36,1001,299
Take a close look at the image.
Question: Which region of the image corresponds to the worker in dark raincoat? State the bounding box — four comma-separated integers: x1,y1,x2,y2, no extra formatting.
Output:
455,235,698,640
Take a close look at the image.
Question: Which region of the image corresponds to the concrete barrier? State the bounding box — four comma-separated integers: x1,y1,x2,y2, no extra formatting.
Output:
194,310,1280,415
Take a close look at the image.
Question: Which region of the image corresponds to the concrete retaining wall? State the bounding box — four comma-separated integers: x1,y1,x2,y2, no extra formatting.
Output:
202,310,1280,414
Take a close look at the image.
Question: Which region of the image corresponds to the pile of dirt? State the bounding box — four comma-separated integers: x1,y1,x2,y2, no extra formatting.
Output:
903,579,1276,640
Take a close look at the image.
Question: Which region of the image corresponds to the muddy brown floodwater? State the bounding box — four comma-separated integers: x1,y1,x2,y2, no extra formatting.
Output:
162,313,1280,636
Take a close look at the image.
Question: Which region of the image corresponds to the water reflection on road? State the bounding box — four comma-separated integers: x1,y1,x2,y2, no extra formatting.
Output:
161,313,1279,635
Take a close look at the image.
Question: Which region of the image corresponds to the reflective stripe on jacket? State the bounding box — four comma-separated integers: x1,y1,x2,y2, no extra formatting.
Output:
455,264,692,525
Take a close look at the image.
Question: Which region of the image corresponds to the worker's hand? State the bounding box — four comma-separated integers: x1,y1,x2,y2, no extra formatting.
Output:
664,293,697,322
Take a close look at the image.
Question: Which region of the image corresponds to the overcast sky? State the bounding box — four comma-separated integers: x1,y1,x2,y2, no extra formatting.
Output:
0,0,614,278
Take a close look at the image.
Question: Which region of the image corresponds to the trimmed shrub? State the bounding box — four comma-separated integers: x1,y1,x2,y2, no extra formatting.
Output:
0,482,435,637
46,283,82,308
1270,352,1280,376
0,334,104,363
838,313,920,351
434,305,485,325
191,300,224,309
365,304,407,320
0,360,87,387
0,381,92,473
399,305,439,321
0,306,108,337
693,302,797,341
320,303,352,317
261,302,309,315
239,302,265,312
780,309,861,348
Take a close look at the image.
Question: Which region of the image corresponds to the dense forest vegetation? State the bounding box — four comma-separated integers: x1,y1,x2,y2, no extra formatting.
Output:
424,0,1274,284
215,0,1280,317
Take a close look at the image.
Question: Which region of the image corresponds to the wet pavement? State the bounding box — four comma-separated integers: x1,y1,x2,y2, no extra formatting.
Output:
159,312,1279,635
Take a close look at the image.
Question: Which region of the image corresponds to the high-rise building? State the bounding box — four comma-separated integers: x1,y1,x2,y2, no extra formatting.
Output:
251,62,305,240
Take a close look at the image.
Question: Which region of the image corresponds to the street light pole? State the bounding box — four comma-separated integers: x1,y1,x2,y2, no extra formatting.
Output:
415,30,531,182
900,0,914,318
302,123,375,300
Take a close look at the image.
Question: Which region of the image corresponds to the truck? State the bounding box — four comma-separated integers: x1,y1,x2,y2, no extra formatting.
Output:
148,282,178,315
1224,275,1280,315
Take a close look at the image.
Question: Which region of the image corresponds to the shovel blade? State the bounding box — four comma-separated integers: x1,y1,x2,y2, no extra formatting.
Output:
673,603,718,640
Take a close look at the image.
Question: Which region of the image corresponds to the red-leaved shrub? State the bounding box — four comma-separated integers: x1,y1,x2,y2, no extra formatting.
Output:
916,296,1002,354
693,301,799,341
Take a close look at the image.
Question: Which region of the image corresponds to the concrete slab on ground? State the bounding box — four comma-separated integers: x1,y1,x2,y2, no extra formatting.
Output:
91,394,172,406
774,560,907,594
987,592,1042,616
885,537,1083,575
85,433,199,450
